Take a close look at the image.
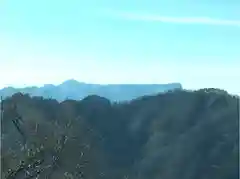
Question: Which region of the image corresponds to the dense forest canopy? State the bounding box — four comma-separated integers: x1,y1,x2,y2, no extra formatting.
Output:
1,89,239,179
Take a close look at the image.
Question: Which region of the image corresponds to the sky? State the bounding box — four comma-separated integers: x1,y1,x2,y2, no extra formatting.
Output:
0,0,240,94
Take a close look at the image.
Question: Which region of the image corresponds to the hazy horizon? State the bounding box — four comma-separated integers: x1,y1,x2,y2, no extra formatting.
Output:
1,1,239,94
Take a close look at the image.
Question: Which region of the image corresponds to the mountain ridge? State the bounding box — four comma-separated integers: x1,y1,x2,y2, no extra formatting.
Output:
1,88,238,179
0,79,183,101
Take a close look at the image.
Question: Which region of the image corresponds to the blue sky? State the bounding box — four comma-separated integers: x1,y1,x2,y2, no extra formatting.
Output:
0,0,240,94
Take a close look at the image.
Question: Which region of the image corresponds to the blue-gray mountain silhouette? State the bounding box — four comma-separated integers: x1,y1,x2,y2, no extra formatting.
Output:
0,79,182,101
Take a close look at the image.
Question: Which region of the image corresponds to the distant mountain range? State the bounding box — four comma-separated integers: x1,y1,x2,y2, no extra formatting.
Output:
0,79,182,101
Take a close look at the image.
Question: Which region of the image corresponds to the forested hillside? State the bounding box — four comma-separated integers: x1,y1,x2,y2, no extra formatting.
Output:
1,89,239,179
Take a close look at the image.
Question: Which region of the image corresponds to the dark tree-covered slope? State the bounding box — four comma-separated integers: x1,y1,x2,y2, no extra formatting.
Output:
1,89,239,179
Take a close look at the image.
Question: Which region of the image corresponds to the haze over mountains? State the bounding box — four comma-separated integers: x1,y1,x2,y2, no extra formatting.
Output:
0,79,182,101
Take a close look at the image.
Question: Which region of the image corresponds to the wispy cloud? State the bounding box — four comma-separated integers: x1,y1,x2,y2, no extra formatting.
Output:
110,11,240,27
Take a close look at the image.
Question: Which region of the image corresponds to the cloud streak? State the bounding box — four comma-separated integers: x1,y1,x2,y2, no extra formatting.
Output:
112,11,240,26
